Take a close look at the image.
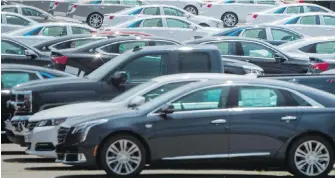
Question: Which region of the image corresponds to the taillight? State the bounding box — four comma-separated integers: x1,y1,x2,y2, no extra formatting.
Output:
207,4,212,8
52,56,68,65
109,16,114,20
299,0,304,2
54,1,59,6
253,14,258,19
73,5,78,8
327,79,335,83
312,62,328,71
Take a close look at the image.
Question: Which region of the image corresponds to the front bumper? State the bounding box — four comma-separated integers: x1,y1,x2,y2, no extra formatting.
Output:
5,129,26,146
55,143,97,167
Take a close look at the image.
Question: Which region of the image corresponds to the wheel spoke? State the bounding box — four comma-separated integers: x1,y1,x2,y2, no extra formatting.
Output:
128,145,139,155
304,141,312,153
317,154,329,161
113,162,123,174
296,160,307,169
124,162,134,173
315,161,325,173
108,144,120,154
296,149,307,158
129,156,141,164
306,164,314,175
120,140,128,151
107,157,118,165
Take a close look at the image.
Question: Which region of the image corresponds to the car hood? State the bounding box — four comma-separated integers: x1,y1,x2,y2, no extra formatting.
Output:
52,16,82,23
194,15,221,23
28,101,120,122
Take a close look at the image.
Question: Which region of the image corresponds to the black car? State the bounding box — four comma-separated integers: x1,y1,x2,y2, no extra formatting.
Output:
1,36,50,66
56,78,335,178
2,64,74,143
186,37,325,74
51,36,181,75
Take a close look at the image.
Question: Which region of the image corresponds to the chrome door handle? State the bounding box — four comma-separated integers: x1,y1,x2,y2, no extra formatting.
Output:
211,119,227,124
281,116,297,121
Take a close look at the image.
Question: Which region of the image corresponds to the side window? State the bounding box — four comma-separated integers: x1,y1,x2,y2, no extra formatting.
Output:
142,18,163,27
306,6,328,13
116,54,165,82
178,52,211,73
118,41,147,53
22,7,42,16
2,7,18,13
42,26,67,36
143,7,160,15
257,0,276,5
128,20,143,28
54,39,101,50
208,41,235,55
1,71,39,89
104,0,119,4
236,86,309,107
242,28,267,40
324,16,335,25
5,14,30,26
1,40,26,55
163,7,185,16
286,6,304,14
271,28,301,41
299,15,320,25
154,40,178,45
166,18,190,28
316,42,335,54
123,0,142,5
171,87,230,111
237,0,254,4
143,81,193,102
240,42,274,58
71,26,92,34
274,7,286,14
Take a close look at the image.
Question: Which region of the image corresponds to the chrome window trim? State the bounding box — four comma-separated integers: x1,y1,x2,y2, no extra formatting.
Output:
1,69,43,79
49,37,107,50
162,152,271,160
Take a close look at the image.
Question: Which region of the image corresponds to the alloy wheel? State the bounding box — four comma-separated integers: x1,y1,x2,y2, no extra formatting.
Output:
294,140,330,176
105,139,142,175
89,14,102,28
223,13,236,27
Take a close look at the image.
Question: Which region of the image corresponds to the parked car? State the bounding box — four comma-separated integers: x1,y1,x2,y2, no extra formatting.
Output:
102,5,223,28
6,45,224,146
1,12,38,33
1,35,51,66
102,16,221,41
201,0,281,27
55,77,335,178
24,73,248,158
208,25,305,46
270,12,335,37
1,64,74,143
1,4,82,24
278,36,335,71
187,36,328,74
298,0,335,12
5,22,97,37
246,3,333,25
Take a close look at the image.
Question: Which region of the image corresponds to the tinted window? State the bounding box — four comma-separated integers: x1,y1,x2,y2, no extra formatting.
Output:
271,28,301,41
299,15,320,25
5,14,30,26
166,18,190,28
1,71,39,89
242,28,267,40
143,81,192,102
102,40,176,53
306,6,328,13
163,7,185,16
104,0,120,4
315,42,335,54
116,54,165,82
53,39,101,50
257,0,276,5
286,6,304,14
324,16,335,25
240,42,274,58
2,7,18,13
123,0,143,5
172,87,230,111
1,40,26,55
42,26,67,36
143,7,160,15
179,52,211,73
142,18,163,27
71,26,92,34
22,7,43,16
128,20,142,28
118,41,148,53
207,41,235,55
274,7,286,14
237,0,254,4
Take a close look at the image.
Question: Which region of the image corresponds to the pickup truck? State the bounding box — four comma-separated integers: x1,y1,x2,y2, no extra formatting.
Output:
5,44,224,145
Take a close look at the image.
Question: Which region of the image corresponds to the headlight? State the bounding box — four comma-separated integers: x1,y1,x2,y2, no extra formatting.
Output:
37,118,67,127
71,119,108,142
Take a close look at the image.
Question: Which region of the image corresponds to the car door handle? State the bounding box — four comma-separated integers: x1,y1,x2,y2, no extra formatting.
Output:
281,116,297,121
211,119,227,124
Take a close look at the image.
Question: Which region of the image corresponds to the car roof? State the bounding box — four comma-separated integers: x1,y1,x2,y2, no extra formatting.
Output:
186,36,267,44
1,64,75,77
127,44,219,53
33,34,105,48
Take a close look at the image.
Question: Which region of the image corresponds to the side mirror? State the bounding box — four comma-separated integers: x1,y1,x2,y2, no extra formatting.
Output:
110,71,128,87
189,24,197,31
274,53,286,63
128,96,145,107
24,49,37,59
41,13,49,20
160,104,174,115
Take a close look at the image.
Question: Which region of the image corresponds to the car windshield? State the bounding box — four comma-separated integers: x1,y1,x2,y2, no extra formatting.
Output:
111,80,157,103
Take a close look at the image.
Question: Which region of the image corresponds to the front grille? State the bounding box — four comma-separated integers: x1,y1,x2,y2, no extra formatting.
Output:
11,120,29,132
27,121,38,131
57,127,70,144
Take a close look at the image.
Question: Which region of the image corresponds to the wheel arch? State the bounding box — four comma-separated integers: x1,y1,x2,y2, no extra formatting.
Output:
184,5,198,15
221,11,239,23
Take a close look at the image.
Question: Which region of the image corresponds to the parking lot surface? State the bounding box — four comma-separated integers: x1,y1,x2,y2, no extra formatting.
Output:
2,144,335,178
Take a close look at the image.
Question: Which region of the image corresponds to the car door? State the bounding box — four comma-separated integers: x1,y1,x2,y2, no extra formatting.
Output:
288,15,322,37
228,85,304,155
165,17,199,41
21,7,47,23
321,15,335,36
1,39,28,64
130,18,165,37
150,85,231,159
38,25,68,37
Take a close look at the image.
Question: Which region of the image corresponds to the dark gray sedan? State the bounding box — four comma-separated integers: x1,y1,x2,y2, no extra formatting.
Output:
56,77,335,178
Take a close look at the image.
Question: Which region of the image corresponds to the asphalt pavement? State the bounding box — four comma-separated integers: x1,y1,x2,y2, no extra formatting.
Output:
2,143,335,178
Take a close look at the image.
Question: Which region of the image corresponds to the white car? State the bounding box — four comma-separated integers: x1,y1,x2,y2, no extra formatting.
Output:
102,5,223,28
246,3,333,25
145,0,206,15
102,16,221,41
200,0,282,27
5,22,97,37
1,12,38,33
270,12,335,36
25,73,245,158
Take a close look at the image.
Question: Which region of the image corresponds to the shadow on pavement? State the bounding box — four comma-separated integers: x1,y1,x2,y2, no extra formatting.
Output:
3,157,56,163
1,151,26,155
25,166,97,171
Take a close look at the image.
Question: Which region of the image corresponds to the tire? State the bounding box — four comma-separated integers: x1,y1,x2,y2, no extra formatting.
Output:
221,12,238,27
99,134,146,176
287,135,334,178
184,5,198,15
199,23,210,27
87,13,103,28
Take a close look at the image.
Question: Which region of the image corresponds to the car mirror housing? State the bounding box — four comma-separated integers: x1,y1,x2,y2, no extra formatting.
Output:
274,53,286,63
24,49,38,58
110,71,128,87
128,96,145,107
160,104,174,115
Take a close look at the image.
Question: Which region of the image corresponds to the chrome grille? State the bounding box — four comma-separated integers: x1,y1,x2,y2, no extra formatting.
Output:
57,127,70,144
27,121,39,131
